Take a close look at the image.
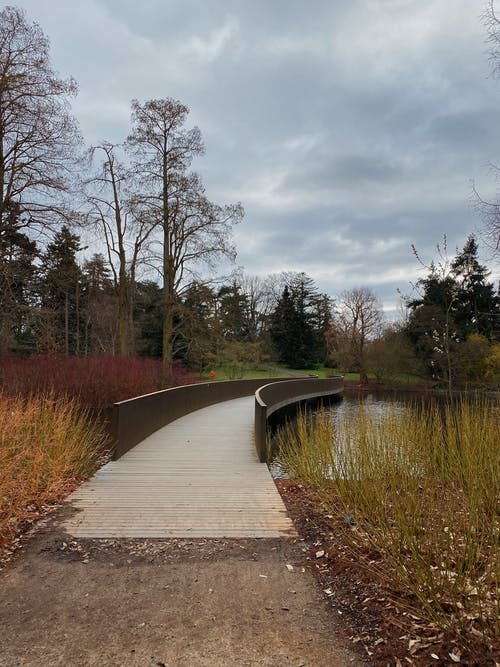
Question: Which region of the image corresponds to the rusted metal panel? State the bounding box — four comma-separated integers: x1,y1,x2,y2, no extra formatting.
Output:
254,378,344,462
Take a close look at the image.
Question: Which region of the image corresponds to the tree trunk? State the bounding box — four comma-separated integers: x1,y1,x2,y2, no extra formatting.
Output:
118,262,128,356
64,291,69,354
75,281,80,356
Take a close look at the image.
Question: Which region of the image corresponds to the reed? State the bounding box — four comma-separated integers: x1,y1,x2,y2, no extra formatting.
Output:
0,393,107,547
276,397,499,642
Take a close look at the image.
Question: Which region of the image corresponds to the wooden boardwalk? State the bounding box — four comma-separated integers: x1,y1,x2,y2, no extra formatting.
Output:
63,397,295,538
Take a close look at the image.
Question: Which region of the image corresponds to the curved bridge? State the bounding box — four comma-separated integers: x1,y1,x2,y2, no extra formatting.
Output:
63,377,342,539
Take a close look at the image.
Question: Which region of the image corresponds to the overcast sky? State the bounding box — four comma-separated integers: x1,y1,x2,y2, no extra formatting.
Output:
12,0,500,313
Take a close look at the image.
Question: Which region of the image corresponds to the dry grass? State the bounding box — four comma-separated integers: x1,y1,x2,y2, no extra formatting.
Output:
275,398,499,648
0,393,107,548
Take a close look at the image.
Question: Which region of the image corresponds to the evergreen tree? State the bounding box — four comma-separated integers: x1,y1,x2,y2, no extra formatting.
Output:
405,236,499,386
133,281,164,358
0,204,39,353
81,254,118,355
270,275,323,368
217,282,250,341
450,236,499,340
270,285,297,367
176,283,218,369
41,226,83,354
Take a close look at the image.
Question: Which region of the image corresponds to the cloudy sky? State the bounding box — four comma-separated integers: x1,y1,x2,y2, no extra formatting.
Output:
12,0,500,313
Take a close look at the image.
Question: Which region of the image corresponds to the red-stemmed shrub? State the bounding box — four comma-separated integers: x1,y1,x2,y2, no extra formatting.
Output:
0,355,200,407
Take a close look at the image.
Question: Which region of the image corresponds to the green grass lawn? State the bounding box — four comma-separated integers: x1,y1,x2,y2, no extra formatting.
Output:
201,363,345,381
200,362,425,384
199,364,292,381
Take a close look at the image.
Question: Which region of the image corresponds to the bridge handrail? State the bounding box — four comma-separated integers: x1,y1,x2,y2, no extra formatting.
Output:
112,377,294,459
254,377,344,462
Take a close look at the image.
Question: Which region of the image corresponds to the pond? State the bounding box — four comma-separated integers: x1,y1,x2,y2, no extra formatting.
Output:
269,390,428,478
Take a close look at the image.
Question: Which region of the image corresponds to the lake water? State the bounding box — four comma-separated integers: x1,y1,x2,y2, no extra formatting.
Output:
268,391,419,478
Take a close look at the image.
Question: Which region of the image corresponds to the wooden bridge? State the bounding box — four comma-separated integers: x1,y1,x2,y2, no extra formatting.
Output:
63,378,342,539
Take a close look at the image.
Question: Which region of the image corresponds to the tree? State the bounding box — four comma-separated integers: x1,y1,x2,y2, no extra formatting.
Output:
366,324,421,383
406,264,459,390
41,226,83,354
84,143,154,356
450,235,499,340
328,288,383,383
0,6,80,235
0,6,80,353
269,273,326,368
127,98,243,369
0,203,38,353
217,281,250,341
81,254,118,355
133,280,163,358
238,274,275,342
269,285,299,367
476,2,500,254
453,333,493,386
176,282,218,370
485,0,500,77
405,236,499,389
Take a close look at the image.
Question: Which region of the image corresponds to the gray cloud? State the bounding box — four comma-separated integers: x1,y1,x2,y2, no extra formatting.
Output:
18,0,500,317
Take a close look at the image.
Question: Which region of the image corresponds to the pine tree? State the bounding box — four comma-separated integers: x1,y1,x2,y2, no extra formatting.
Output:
0,203,38,353
41,226,83,354
270,275,323,368
451,236,500,340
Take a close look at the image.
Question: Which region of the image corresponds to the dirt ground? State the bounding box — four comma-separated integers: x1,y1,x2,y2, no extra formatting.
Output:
276,480,500,667
0,505,365,667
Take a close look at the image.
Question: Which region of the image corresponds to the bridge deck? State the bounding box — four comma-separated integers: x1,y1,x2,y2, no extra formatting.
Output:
63,397,295,538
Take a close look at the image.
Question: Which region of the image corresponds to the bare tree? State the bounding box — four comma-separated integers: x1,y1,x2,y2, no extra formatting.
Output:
475,2,500,254
0,6,80,351
0,6,80,233
485,0,500,77
329,287,383,384
472,174,500,255
84,143,155,355
127,98,243,369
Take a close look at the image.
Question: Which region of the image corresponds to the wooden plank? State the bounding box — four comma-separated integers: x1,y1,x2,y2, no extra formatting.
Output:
63,397,295,538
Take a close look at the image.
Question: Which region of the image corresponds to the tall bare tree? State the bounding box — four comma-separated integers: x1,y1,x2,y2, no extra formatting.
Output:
0,6,80,232
127,98,243,368
0,6,80,351
476,1,500,254
84,143,154,355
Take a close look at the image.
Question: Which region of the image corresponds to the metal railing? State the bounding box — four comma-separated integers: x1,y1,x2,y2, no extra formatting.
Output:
112,375,343,461
112,377,291,459
254,377,344,462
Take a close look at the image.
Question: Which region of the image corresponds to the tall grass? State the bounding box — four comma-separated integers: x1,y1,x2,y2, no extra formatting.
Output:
276,398,499,642
0,355,198,407
0,393,107,548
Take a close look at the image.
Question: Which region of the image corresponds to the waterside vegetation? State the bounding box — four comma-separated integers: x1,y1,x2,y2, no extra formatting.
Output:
275,398,499,654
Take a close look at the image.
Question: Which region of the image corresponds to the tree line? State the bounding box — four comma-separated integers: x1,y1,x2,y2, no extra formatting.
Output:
1,6,499,389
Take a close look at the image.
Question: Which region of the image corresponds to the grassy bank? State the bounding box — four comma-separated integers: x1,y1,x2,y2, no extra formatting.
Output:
275,398,499,654
0,393,108,550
